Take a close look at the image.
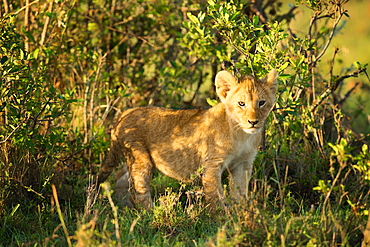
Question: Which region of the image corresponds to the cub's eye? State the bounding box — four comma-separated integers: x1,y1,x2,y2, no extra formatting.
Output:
259,100,266,107
238,101,245,107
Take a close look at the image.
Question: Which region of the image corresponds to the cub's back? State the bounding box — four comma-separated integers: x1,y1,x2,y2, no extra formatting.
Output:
114,106,209,142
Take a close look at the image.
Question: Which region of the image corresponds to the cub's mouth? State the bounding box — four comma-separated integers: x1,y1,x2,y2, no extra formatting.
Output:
243,127,262,134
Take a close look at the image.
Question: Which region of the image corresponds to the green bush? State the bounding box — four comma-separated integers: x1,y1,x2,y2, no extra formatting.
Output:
0,15,72,213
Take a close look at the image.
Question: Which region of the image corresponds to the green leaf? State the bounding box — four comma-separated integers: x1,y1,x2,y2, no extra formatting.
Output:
31,48,40,59
0,56,8,64
198,12,205,22
252,15,259,26
19,49,24,60
278,74,291,79
362,144,369,154
187,12,199,24
206,98,218,106
279,62,290,71
87,23,99,32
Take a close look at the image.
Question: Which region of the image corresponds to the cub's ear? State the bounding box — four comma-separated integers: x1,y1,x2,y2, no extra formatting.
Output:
263,69,278,93
215,70,238,102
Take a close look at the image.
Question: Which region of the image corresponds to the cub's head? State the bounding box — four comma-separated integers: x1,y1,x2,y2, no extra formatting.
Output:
215,69,278,134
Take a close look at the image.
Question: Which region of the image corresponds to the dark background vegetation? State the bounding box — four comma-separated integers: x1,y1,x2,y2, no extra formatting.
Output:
0,0,369,246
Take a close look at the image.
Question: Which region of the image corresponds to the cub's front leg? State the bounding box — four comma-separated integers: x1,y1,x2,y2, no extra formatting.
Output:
126,144,154,209
201,163,224,207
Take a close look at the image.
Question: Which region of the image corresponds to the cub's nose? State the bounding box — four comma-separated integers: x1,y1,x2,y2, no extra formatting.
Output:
248,120,259,127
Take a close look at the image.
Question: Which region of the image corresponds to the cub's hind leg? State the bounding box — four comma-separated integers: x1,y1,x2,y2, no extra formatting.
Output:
126,144,154,209
115,166,133,207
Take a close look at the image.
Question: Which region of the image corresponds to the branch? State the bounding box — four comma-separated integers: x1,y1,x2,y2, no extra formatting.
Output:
225,36,255,76
2,0,9,15
311,11,344,67
248,0,268,24
309,67,367,112
14,0,39,15
276,6,298,23
0,114,31,144
40,0,53,46
329,47,340,82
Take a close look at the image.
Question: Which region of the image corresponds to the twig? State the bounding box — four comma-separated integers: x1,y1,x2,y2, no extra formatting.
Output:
14,0,39,15
0,114,31,144
4,177,45,198
329,47,340,87
272,105,299,111
338,82,359,106
310,67,367,112
307,7,343,102
40,0,53,46
311,12,344,68
249,0,267,24
2,0,9,15
84,14,157,48
31,98,52,132
276,6,298,23
225,36,255,76
24,0,30,51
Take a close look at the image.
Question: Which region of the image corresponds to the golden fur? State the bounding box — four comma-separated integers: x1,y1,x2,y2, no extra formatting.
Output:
97,69,278,209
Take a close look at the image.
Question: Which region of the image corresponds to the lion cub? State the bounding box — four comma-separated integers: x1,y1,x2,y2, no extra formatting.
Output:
97,69,278,209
